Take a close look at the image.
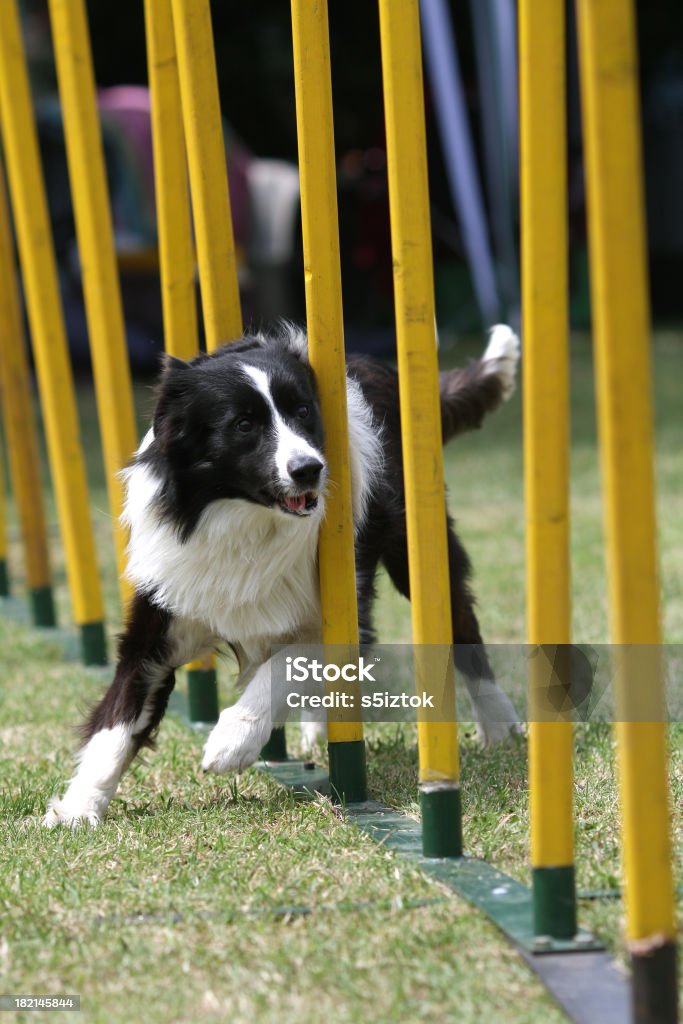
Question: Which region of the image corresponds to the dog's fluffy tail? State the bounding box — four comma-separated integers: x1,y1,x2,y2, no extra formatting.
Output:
439,324,520,443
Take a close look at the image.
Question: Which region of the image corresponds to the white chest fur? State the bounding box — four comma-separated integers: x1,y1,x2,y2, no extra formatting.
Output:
123,466,323,645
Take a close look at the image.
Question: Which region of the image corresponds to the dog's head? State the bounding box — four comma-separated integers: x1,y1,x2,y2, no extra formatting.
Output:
145,327,327,538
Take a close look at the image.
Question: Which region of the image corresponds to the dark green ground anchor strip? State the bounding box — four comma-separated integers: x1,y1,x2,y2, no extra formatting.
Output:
252,756,627,1024
30,585,56,627
80,620,107,666
346,802,601,955
187,666,219,724
257,758,330,796
532,865,578,940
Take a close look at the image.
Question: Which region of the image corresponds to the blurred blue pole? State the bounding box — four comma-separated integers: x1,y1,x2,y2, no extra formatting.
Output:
492,0,519,197
469,0,520,321
420,0,500,325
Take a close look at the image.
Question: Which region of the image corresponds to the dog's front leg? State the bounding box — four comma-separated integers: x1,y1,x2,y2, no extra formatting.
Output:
43,593,178,827
202,658,284,774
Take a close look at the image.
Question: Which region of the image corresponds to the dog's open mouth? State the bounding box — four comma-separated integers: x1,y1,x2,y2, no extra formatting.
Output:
277,492,319,516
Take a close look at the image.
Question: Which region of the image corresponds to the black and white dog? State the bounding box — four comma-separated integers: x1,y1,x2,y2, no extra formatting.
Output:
44,323,520,827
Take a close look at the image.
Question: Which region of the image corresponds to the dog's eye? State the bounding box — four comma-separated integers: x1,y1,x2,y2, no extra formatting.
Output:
296,404,310,420
236,417,254,433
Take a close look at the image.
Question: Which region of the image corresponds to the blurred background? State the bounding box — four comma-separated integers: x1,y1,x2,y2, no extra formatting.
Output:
15,0,683,369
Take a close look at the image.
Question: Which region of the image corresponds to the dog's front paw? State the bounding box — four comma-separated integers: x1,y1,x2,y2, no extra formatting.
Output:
42,796,102,829
202,706,271,774
483,324,520,400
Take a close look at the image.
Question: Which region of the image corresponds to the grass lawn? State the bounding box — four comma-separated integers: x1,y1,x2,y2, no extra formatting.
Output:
0,332,681,1023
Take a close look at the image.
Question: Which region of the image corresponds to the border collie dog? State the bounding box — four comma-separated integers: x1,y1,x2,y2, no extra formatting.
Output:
44,323,520,827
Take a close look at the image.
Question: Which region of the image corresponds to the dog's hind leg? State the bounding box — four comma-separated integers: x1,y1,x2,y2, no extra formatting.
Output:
381,519,520,745
444,527,520,744
43,593,193,827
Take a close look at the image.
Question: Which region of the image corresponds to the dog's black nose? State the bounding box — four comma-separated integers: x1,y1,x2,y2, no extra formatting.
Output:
287,455,324,488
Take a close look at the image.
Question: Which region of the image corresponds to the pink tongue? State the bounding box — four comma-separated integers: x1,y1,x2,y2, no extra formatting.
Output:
284,494,307,513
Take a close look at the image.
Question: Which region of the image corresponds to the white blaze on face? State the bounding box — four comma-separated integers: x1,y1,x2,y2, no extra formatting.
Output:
241,364,323,490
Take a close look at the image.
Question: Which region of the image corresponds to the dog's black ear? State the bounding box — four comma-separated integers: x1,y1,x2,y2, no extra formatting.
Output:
153,356,207,459
154,356,193,426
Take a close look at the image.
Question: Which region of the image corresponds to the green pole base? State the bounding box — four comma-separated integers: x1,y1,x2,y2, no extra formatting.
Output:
328,739,367,804
532,865,577,940
80,621,107,666
631,938,678,1024
420,786,463,858
260,726,288,761
30,585,56,627
187,666,219,724
0,559,9,597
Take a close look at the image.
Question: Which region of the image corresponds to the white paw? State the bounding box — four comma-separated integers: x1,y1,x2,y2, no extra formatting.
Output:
202,705,271,774
300,719,327,752
466,679,523,747
483,324,520,400
474,718,524,747
42,797,102,829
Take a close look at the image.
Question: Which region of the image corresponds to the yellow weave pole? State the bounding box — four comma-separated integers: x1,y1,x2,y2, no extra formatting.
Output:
170,0,242,349
0,0,106,664
145,0,198,364
291,0,367,802
145,0,219,727
0,162,56,626
0,434,7,597
576,0,678,1018
378,0,460,856
519,0,576,939
48,0,137,607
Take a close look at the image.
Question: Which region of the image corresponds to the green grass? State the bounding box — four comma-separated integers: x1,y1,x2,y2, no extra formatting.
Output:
0,333,681,1023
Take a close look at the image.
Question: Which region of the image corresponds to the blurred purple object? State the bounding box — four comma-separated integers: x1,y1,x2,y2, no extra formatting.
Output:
98,86,156,213
97,85,251,247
